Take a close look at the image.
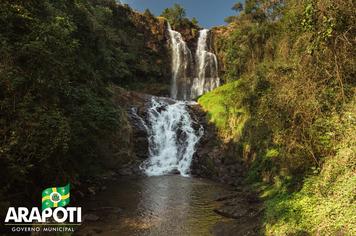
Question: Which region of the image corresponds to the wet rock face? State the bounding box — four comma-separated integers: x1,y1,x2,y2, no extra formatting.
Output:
189,104,246,186
173,22,200,55
211,187,264,236
128,108,149,160
128,13,172,96
111,86,154,175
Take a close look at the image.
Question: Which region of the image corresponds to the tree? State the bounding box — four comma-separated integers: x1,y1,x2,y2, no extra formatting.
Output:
191,17,199,26
232,2,243,13
143,8,154,18
161,4,186,28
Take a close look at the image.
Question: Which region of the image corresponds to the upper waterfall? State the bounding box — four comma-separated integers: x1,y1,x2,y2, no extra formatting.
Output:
167,23,194,100
191,29,220,99
167,25,220,100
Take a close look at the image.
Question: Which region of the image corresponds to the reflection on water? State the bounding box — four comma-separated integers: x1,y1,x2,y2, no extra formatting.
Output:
77,175,232,236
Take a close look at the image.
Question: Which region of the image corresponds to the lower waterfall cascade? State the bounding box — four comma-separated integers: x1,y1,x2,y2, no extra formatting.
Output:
141,98,203,176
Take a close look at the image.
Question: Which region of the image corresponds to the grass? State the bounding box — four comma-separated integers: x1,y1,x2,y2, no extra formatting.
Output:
262,151,356,235
198,79,249,141
260,101,356,235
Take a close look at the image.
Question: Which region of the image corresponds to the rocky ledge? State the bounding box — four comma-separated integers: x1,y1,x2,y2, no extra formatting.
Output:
212,187,264,236
189,104,246,186
189,102,264,235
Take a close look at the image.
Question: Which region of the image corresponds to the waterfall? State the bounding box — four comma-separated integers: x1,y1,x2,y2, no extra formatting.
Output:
167,23,193,100
167,25,220,100
191,29,220,99
141,98,203,177
139,25,220,177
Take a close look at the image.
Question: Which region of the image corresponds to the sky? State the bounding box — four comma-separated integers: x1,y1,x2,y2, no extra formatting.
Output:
120,0,243,28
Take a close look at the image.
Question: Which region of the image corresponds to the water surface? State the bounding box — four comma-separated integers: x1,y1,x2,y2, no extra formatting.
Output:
77,175,232,236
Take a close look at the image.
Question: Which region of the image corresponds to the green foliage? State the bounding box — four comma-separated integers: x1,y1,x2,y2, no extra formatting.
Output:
161,4,186,28
224,15,239,24
143,8,154,18
160,4,200,30
217,13,278,82
199,80,249,140
225,0,285,23
265,149,279,159
202,0,355,234
191,17,199,27
211,0,354,175
232,3,244,13
301,2,316,31
0,0,118,197
264,101,356,235
0,0,168,203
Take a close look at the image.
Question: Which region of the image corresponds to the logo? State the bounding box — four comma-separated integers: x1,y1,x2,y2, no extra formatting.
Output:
4,183,82,233
42,184,70,210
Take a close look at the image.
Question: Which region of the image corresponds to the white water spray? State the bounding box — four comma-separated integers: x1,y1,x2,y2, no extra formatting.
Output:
141,98,203,176
167,23,193,100
191,29,220,99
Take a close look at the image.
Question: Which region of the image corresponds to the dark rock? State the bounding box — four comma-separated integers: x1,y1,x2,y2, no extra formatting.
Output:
118,167,134,176
93,228,103,234
222,199,244,207
90,207,123,215
214,205,248,219
76,191,85,198
87,187,96,195
212,220,261,236
170,169,181,175
246,193,261,204
234,186,244,192
214,193,239,202
83,214,100,221
128,107,150,160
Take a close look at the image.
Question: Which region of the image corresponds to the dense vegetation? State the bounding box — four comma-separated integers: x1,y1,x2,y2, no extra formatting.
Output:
0,0,354,234
200,0,355,234
0,0,170,209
